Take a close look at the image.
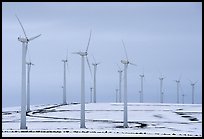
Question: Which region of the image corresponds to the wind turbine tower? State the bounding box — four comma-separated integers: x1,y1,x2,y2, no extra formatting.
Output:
159,75,165,103
117,64,123,103
190,81,197,104
182,94,185,104
139,74,144,103
92,56,100,103
174,80,180,104
26,62,34,112
116,89,119,103
61,51,68,105
139,90,141,102
16,15,41,129
90,87,93,103
73,30,92,128
121,40,136,128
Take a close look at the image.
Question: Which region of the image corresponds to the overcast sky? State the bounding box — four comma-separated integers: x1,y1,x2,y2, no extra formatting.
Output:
2,2,202,107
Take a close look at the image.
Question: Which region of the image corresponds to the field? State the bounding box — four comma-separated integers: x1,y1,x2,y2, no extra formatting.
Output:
2,103,202,137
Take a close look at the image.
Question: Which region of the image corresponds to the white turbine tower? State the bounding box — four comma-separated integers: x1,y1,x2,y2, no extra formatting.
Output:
139,73,144,103
174,75,181,104
115,89,119,103
16,15,41,129
120,40,136,128
190,80,198,104
159,74,166,103
61,86,64,102
117,64,123,103
72,30,92,128
92,55,100,103
90,87,93,103
182,94,185,104
26,61,34,112
61,50,68,105
138,90,141,102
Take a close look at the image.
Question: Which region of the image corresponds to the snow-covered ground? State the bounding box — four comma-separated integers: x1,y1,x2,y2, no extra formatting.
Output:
2,103,202,137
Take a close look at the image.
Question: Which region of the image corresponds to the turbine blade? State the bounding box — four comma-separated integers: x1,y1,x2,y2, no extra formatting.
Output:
179,83,183,93
117,63,122,71
66,48,68,61
188,79,192,84
129,62,137,66
86,56,93,78
194,80,198,85
158,71,162,78
122,40,128,61
142,67,144,75
15,15,27,38
86,30,92,52
92,55,96,64
144,75,146,82
28,34,41,41
72,52,80,55
178,73,182,81
66,62,69,73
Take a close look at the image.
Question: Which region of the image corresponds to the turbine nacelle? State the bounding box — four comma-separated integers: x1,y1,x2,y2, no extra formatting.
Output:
175,80,180,83
62,59,68,63
121,60,129,65
189,80,198,86
191,83,196,86
159,77,165,80
140,74,144,78
92,63,100,66
118,70,123,73
18,36,29,43
18,34,41,43
73,51,88,56
26,62,34,66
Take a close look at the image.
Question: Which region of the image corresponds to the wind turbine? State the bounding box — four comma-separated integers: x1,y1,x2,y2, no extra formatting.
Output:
120,40,136,128
115,89,119,103
117,64,123,103
61,50,68,105
92,55,100,103
159,74,166,103
72,30,92,128
190,80,198,104
16,15,41,129
139,73,144,103
26,61,34,112
174,75,182,104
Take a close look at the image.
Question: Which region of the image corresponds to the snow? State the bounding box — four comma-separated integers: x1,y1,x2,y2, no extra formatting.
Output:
2,103,202,137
